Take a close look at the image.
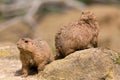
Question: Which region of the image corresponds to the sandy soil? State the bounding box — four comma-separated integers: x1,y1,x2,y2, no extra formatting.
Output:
0,58,39,80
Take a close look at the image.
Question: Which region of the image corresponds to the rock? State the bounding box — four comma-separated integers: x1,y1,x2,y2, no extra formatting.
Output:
38,48,120,80
0,45,19,59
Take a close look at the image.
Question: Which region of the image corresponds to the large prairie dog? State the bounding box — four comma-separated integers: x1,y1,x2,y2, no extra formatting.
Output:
55,11,99,58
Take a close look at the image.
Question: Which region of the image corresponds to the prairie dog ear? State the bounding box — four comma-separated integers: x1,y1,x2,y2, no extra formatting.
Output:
81,11,96,21
22,38,31,42
81,11,95,17
81,11,91,14
81,11,85,14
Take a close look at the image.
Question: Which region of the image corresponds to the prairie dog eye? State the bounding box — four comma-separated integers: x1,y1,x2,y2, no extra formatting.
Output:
25,40,28,43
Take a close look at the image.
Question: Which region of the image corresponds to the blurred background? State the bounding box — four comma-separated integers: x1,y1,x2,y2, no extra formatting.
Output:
0,0,120,53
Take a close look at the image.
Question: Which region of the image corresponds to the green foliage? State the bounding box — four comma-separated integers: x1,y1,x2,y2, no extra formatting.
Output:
0,15,6,20
115,55,120,65
0,0,14,4
77,0,93,4
113,50,120,65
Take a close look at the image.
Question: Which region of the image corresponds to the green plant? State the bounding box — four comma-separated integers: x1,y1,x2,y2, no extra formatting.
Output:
115,57,120,65
77,0,93,4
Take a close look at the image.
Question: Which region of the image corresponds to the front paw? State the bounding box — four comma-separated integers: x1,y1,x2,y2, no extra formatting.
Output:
21,73,28,78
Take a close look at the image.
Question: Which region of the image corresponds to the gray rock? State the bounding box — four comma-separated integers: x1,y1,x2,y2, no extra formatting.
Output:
38,48,120,80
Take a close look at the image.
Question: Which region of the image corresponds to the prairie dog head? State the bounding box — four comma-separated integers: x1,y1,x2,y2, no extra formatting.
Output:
80,11,97,22
17,38,35,52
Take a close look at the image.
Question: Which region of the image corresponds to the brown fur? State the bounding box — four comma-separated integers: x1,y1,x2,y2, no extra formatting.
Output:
55,11,99,59
17,38,53,77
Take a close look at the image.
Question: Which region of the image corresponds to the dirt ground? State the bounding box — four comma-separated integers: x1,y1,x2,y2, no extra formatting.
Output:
0,58,40,80
0,5,120,80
